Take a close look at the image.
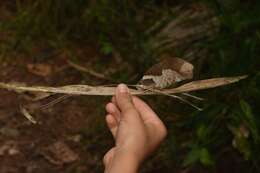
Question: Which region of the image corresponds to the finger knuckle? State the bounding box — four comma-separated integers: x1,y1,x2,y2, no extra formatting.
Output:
103,155,109,165
159,125,168,140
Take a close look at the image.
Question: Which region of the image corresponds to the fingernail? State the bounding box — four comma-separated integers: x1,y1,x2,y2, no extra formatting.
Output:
117,84,129,93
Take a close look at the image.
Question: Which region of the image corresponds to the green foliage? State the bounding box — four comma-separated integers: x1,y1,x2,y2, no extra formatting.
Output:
227,99,260,160
239,100,259,144
183,146,214,167
192,0,260,170
99,36,113,55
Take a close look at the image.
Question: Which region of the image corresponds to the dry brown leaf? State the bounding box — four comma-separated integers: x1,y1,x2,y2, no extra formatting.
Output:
0,127,20,137
27,63,52,77
20,106,37,124
166,75,247,93
0,75,247,122
40,141,79,165
0,141,20,156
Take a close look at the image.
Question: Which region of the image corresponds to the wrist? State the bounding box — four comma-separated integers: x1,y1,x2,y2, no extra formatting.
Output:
106,149,140,173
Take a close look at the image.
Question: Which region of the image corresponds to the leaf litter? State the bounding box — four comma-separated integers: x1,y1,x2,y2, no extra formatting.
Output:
39,141,79,165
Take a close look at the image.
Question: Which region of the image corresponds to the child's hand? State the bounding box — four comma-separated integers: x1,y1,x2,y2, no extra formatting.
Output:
104,84,167,173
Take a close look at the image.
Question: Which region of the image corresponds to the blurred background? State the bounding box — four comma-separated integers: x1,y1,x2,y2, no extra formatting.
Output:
0,0,260,173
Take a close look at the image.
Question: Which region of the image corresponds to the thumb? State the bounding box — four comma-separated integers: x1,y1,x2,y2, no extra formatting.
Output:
115,84,135,113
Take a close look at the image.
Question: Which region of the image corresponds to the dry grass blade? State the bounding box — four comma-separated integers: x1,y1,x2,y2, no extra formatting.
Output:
20,105,37,124
0,75,247,96
0,75,247,123
164,75,247,94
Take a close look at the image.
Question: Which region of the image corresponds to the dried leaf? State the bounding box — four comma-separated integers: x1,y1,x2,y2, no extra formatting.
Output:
27,63,52,77
0,76,247,121
6,82,27,93
166,75,247,94
40,141,79,165
0,141,20,156
0,75,247,96
0,127,20,137
20,106,37,124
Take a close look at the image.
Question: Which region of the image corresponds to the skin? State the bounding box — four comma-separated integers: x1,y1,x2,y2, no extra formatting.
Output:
104,84,167,173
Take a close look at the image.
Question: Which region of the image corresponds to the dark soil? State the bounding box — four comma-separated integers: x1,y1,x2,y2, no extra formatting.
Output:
0,48,116,173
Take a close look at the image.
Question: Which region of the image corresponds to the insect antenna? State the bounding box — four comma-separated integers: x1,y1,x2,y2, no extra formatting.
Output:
37,94,72,110
181,93,204,101
144,88,203,111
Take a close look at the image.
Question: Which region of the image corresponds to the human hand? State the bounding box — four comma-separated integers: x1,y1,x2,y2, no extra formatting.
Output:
104,84,167,173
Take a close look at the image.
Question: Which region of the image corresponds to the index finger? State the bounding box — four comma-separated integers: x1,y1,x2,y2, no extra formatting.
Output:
132,96,162,123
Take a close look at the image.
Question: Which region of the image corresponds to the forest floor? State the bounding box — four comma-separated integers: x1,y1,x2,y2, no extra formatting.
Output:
0,46,121,173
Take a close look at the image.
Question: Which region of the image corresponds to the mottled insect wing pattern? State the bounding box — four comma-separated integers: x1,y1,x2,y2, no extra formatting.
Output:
139,57,194,89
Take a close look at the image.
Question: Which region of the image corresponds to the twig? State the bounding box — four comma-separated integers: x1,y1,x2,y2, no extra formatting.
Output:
20,105,37,124
67,60,115,82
